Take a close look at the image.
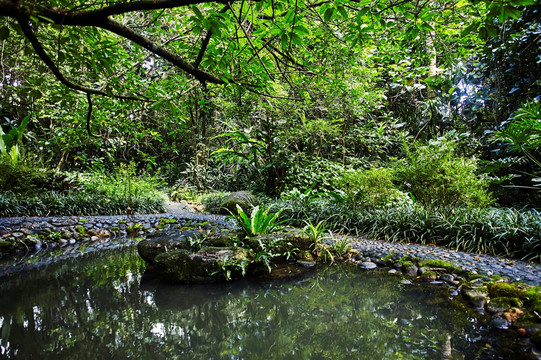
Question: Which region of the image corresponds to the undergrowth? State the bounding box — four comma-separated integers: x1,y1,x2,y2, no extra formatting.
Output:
0,163,167,217
266,194,541,263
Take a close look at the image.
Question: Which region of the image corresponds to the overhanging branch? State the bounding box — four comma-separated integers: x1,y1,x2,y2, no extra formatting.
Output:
17,16,148,101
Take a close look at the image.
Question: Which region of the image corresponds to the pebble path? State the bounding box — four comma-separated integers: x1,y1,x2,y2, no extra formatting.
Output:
1,202,540,285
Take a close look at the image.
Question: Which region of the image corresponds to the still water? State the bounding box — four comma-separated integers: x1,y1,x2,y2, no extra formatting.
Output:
0,245,528,359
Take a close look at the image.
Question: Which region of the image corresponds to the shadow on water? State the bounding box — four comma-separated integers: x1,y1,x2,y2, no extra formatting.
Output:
0,245,537,360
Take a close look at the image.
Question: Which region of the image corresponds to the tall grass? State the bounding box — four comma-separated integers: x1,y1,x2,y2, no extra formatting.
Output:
267,194,541,263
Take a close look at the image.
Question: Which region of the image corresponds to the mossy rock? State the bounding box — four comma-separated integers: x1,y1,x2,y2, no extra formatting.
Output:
489,282,526,299
137,230,193,263
529,300,541,315
152,246,254,283
296,250,314,262
420,259,455,270
489,297,523,312
255,229,312,253
219,191,254,215
420,271,437,281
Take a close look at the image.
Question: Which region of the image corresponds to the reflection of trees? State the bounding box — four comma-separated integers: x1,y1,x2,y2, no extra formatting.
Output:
0,250,488,359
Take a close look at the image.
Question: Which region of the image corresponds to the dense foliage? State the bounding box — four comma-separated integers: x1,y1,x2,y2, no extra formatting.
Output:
0,0,540,259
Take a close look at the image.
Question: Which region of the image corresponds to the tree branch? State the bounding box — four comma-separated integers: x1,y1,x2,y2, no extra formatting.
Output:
194,5,229,68
99,18,225,84
86,93,102,138
17,16,147,101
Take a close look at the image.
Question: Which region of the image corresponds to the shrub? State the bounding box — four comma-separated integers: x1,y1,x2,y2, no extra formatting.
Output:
394,134,493,209
335,167,411,208
198,192,229,213
0,157,78,194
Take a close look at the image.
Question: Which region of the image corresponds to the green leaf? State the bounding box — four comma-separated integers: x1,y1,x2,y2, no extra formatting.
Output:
293,25,310,36
191,6,204,19
501,6,522,21
280,33,289,50
337,6,348,20
290,33,303,46
510,0,535,4
324,8,335,22
461,21,479,37
0,26,9,41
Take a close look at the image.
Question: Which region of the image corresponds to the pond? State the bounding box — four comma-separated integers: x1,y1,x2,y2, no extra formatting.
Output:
0,245,532,359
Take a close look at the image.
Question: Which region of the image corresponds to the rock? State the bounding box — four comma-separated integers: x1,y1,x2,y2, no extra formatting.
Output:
61,230,72,239
11,232,24,239
20,228,34,236
219,191,254,215
469,295,487,309
87,229,99,237
420,271,438,281
152,247,253,283
255,229,312,253
90,236,99,241
417,267,426,275
400,279,412,285
295,250,314,262
491,317,509,330
296,260,317,268
137,230,192,263
440,273,454,283
388,269,397,274
359,262,378,270
403,265,418,277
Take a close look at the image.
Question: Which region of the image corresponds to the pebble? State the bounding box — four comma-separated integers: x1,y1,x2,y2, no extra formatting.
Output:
491,317,510,330
1,210,541,286
359,262,378,270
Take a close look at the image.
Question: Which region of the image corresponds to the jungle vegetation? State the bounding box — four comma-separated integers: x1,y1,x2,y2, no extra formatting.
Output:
0,0,540,260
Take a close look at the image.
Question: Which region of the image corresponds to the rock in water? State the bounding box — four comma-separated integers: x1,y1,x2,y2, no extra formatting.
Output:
359,262,378,270
137,229,193,263
152,247,253,283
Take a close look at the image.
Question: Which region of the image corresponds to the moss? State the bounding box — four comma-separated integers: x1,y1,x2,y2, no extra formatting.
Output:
78,218,87,222
381,253,393,261
0,240,14,252
420,259,454,270
110,226,120,233
529,300,541,315
490,274,505,282
76,225,87,236
489,282,526,299
421,271,437,281
490,297,523,310
525,286,541,302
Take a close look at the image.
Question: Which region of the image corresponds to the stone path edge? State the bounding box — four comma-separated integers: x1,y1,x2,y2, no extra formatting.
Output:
0,206,540,285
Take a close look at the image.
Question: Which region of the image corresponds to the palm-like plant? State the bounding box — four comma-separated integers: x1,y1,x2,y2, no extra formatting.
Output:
230,205,283,237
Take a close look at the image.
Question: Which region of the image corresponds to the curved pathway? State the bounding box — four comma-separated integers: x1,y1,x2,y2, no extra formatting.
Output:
1,202,540,285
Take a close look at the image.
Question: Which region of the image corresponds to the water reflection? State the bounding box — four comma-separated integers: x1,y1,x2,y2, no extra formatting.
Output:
0,246,531,359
